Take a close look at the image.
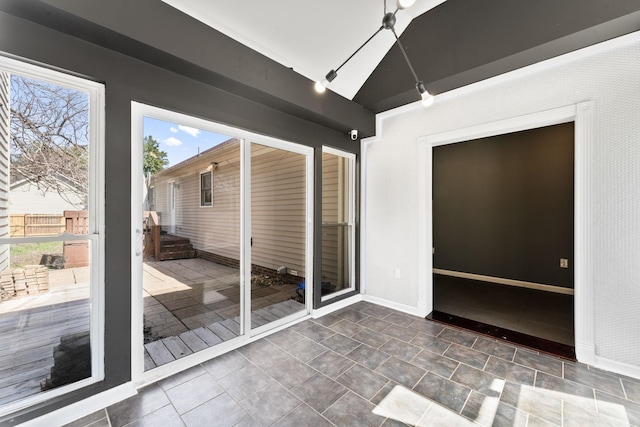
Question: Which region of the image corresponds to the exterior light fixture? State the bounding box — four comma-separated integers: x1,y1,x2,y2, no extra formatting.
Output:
314,0,434,107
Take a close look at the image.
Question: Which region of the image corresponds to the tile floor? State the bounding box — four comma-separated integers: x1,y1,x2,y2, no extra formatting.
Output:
66,301,640,427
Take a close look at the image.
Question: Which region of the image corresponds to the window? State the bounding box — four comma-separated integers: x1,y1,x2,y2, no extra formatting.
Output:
0,54,104,416
200,170,212,206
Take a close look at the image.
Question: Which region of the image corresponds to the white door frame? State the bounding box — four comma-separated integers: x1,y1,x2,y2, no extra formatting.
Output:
131,102,314,385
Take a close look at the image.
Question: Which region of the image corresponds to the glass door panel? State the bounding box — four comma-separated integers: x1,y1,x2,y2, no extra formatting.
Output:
249,143,307,329
140,117,242,371
321,148,355,300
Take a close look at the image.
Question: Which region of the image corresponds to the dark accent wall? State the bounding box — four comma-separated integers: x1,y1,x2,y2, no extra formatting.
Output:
0,4,364,424
433,123,574,288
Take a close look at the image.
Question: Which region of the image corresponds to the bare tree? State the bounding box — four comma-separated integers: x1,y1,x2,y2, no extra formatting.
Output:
9,75,89,207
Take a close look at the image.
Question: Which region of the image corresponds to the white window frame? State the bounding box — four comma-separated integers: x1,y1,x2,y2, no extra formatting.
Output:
321,146,356,302
0,53,105,417
199,169,213,207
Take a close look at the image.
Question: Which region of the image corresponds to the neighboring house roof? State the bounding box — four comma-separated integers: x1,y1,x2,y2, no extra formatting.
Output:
153,137,240,179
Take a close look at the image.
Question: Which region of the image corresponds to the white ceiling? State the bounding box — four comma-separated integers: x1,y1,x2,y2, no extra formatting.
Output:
161,0,446,100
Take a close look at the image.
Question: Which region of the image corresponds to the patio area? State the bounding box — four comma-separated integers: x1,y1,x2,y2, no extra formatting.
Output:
0,257,304,407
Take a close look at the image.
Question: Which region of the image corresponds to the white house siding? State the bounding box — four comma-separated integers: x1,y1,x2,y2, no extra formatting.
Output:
363,36,640,371
151,139,307,277
9,181,85,215
0,71,9,271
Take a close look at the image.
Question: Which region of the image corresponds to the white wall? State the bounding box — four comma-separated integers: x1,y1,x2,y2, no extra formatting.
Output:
363,32,640,373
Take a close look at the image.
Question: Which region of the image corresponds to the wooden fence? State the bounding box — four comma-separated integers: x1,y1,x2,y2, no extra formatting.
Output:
10,214,65,237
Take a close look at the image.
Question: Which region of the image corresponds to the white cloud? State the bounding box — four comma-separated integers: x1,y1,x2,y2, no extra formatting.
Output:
164,137,183,147
178,125,200,137
169,127,178,133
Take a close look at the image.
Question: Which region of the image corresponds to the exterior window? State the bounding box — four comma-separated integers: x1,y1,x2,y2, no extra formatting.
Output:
200,171,212,206
0,55,104,415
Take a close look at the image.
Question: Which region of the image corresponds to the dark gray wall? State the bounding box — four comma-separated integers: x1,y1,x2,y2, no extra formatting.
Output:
433,123,574,288
0,5,361,424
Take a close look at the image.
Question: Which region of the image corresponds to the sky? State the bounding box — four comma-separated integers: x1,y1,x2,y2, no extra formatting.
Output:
143,116,232,167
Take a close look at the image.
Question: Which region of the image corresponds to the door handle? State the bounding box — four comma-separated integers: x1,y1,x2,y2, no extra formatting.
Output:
135,228,143,256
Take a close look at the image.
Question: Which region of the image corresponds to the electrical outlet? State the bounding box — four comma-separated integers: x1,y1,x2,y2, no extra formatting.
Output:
560,258,569,268
289,269,298,276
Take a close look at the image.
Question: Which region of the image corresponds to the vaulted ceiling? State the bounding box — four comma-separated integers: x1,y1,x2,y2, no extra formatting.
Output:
162,0,640,113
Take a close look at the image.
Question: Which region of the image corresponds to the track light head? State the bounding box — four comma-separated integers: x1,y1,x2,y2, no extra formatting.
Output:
416,81,434,107
315,69,338,93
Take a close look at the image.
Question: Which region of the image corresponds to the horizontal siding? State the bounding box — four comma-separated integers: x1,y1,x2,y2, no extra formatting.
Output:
0,71,9,270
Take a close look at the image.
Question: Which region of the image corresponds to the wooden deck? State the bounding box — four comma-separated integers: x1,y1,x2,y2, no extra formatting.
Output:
144,299,305,369
0,298,90,406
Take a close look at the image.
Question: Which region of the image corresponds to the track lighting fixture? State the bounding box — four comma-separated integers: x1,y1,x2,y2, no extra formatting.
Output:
315,0,433,107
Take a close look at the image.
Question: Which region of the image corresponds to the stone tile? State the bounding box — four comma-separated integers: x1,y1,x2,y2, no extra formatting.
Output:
526,415,559,427
238,381,301,426
484,356,535,386
623,378,640,404
383,312,420,327
371,381,398,406
271,404,333,427
353,329,390,348
534,371,596,412
437,328,478,347
266,328,304,348
237,339,296,370
380,417,411,427
159,364,207,391
288,319,316,332
107,384,170,427
375,357,427,389
564,363,625,398
284,336,328,362
563,400,627,427
444,343,489,370
372,383,432,426
63,410,108,427
379,338,421,362
181,392,249,427
413,372,471,413
337,364,389,400
410,333,452,354
451,363,504,398
335,308,369,322
165,372,225,414
471,337,516,362
126,404,184,427
312,313,342,327
346,344,391,370
320,333,361,355
323,391,387,427
218,365,279,400
407,320,445,337
410,349,459,378
381,324,419,342
291,373,348,413
298,323,336,342
595,389,640,426
328,319,365,337
264,358,317,389
202,350,250,380
499,381,562,425
417,401,477,426
513,348,563,377
358,316,393,332
308,350,355,378
461,391,527,427
361,304,396,319
233,417,260,427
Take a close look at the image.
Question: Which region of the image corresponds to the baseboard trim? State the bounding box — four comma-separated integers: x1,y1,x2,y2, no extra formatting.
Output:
594,355,640,381
363,295,425,317
21,382,137,427
433,269,575,295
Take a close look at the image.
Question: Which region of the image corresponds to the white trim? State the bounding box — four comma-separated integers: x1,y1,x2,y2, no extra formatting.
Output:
593,355,640,381
363,294,427,318
359,135,380,297
419,103,595,364
0,53,106,417
312,294,364,318
20,383,136,427
433,269,575,295
199,170,213,207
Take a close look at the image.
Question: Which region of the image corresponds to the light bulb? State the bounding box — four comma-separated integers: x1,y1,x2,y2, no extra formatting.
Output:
314,80,327,93
397,0,416,9
421,91,434,107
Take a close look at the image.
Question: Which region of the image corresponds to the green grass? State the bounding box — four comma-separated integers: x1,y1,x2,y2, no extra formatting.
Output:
10,241,64,269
